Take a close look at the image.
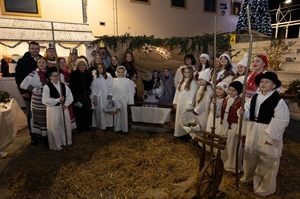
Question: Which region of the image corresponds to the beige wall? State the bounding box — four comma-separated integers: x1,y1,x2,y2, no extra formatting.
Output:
0,0,241,37
88,0,241,37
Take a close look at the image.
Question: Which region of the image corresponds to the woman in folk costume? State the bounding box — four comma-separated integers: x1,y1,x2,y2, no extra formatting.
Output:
232,53,249,83
246,54,268,99
112,66,136,134
173,66,198,140
214,53,235,84
66,48,78,71
191,70,214,139
58,57,76,129
194,53,212,83
91,63,114,130
239,72,289,196
159,67,175,104
43,43,57,67
42,67,73,151
143,69,164,106
206,82,228,134
20,57,48,141
174,54,197,87
220,81,243,173
69,58,93,133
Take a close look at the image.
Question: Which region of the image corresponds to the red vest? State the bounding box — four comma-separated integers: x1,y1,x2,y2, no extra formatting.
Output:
221,96,242,129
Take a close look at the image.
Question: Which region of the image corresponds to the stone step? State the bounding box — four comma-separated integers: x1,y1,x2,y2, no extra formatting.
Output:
276,71,300,83
280,61,300,72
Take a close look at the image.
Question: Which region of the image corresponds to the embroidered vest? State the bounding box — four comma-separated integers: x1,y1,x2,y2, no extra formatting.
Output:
250,91,281,124
47,82,66,106
221,96,242,129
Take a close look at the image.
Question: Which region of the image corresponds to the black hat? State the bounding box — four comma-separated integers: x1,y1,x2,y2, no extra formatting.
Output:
254,72,281,88
46,67,61,78
229,81,243,94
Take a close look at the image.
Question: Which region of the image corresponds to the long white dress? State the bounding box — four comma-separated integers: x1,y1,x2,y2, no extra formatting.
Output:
91,72,114,130
191,85,213,138
220,96,243,173
173,78,198,137
240,90,290,196
206,97,224,134
42,81,73,151
112,77,135,132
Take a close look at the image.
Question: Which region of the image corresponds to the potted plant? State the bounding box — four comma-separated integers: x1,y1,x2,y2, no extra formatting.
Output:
284,79,300,108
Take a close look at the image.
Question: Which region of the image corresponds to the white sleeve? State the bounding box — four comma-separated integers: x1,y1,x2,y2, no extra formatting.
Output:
64,85,74,107
185,81,197,109
265,99,290,144
42,85,60,106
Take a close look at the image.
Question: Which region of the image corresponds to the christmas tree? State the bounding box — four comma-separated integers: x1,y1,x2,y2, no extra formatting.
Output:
236,0,272,36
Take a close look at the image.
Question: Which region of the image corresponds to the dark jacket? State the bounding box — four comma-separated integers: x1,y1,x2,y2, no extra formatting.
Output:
69,69,93,105
15,52,41,96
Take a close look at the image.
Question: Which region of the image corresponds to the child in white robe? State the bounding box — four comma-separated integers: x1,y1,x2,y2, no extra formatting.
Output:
220,81,243,173
239,72,289,197
90,63,114,130
113,66,135,134
173,66,198,140
191,70,213,139
42,67,73,151
206,81,228,134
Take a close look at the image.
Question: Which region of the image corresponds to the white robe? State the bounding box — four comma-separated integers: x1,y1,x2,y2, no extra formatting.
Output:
90,73,114,130
42,81,73,151
191,85,213,138
206,97,224,134
144,79,164,106
173,78,198,137
112,77,135,132
240,90,290,196
220,96,243,173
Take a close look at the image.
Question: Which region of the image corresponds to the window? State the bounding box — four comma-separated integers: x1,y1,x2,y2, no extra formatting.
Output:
232,2,241,15
204,0,216,12
130,0,151,5
171,0,187,9
0,0,42,17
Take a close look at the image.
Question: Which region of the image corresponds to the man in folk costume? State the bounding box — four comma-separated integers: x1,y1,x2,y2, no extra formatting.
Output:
44,43,57,67
239,72,289,196
42,67,73,151
97,41,111,69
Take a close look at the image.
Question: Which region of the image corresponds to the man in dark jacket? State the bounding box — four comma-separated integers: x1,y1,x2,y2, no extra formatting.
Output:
15,41,41,145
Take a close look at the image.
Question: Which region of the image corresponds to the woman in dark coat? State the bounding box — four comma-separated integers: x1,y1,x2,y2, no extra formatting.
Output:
69,58,93,133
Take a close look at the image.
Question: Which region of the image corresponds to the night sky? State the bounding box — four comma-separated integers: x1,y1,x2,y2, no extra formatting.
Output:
268,0,300,38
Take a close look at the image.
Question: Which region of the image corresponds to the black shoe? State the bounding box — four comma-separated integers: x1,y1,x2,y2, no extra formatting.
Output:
30,139,38,146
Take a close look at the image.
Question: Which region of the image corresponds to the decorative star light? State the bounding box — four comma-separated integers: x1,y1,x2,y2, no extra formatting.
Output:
142,43,171,60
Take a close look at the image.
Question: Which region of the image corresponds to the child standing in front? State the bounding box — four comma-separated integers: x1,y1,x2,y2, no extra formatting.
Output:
220,81,243,173
191,70,214,138
42,67,73,151
113,66,135,134
173,66,198,141
206,82,228,134
239,72,289,197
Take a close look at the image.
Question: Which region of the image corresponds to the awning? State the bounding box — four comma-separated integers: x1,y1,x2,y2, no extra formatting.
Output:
0,17,95,42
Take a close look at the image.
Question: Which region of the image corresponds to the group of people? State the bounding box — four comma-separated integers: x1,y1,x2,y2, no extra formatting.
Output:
15,41,137,151
172,52,290,197
14,41,290,197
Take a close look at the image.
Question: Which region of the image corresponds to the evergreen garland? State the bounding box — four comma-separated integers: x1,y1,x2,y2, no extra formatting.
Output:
90,33,231,56
0,91,10,103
